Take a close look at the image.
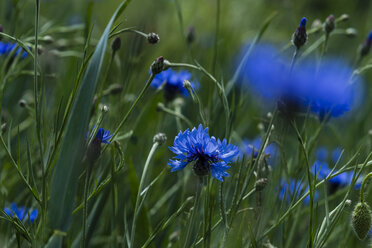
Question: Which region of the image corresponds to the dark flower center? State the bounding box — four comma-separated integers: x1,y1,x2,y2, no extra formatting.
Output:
193,158,210,176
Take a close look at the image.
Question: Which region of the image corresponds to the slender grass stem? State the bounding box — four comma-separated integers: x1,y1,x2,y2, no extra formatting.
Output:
360,172,372,202
129,141,160,248
110,74,155,142
169,62,230,138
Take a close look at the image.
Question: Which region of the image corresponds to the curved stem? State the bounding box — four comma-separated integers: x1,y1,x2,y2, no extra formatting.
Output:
130,141,160,248
360,172,372,202
169,62,230,137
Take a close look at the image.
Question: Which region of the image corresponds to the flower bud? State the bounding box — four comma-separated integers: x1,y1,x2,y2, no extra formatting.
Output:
42,35,54,44
0,25,3,41
150,56,169,75
186,26,195,44
153,133,167,145
351,202,372,240
359,31,372,58
19,99,27,108
292,17,308,50
345,28,357,38
324,14,336,34
183,80,196,102
111,37,121,53
1,122,7,134
339,14,349,22
147,33,160,44
106,83,123,95
255,178,268,192
311,19,322,33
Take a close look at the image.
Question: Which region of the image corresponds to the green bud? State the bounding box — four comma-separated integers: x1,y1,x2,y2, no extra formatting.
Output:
352,202,372,240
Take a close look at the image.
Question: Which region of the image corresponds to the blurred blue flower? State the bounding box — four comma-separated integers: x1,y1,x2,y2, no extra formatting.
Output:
168,124,239,181
279,180,318,204
151,68,198,100
240,44,362,118
240,137,278,164
0,41,28,58
4,203,38,224
87,127,112,144
311,147,361,188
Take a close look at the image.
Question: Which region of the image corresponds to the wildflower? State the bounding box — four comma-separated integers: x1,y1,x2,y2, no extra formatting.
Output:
151,68,198,102
311,147,362,188
4,203,38,224
240,44,362,119
168,124,239,181
279,180,319,204
240,137,278,164
0,41,28,58
86,127,112,164
292,17,308,49
150,56,170,75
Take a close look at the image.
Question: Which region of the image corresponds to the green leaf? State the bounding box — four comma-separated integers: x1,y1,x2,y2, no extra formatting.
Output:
48,0,132,231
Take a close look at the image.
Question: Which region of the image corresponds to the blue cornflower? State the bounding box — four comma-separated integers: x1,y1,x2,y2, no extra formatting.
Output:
0,41,28,58
4,203,38,224
279,180,318,204
240,137,278,164
86,127,112,164
311,147,361,188
151,68,198,101
87,127,112,144
168,124,239,181
240,44,362,119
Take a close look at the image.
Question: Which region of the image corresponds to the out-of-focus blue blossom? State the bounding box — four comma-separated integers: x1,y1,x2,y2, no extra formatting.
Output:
0,41,28,58
4,203,38,224
240,137,278,164
279,180,318,204
151,68,198,100
311,147,362,188
168,124,239,181
87,127,112,144
240,44,363,119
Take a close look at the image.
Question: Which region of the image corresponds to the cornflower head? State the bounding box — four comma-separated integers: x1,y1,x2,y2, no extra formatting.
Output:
240,44,362,119
168,124,239,181
4,203,38,224
279,179,319,204
151,68,198,102
0,41,28,58
86,127,112,164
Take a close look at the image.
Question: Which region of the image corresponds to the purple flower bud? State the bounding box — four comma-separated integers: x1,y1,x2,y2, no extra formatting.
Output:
292,17,308,49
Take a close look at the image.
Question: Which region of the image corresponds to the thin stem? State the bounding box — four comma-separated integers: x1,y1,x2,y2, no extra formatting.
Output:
183,181,202,248
130,141,160,248
290,48,298,73
360,172,372,202
82,166,92,248
169,62,230,138
212,0,220,75
110,74,155,142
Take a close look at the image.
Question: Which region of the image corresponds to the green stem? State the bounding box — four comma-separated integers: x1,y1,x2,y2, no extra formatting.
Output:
169,62,230,138
130,141,160,248
360,172,372,202
110,74,155,142
82,166,92,248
